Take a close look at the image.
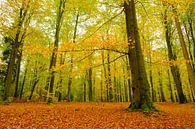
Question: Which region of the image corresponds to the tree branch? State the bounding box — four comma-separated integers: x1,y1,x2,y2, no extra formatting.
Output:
82,8,124,42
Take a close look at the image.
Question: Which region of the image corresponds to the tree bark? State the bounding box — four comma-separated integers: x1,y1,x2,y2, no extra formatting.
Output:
14,51,22,98
88,67,93,101
124,0,154,110
172,6,195,94
158,70,166,102
163,7,187,103
67,10,79,102
4,0,31,101
48,0,66,103
167,69,174,102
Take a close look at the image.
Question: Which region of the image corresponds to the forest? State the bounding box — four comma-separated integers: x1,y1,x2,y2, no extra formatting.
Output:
0,0,195,128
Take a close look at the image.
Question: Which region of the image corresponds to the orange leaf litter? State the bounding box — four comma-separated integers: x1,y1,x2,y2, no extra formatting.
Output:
0,102,195,129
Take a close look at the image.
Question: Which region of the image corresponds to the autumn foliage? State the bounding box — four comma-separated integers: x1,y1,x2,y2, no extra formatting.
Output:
0,102,195,129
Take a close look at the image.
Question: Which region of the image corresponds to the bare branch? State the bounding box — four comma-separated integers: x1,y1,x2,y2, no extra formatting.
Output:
59,48,128,55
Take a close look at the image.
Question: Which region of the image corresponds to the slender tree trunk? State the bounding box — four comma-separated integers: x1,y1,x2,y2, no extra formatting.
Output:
149,42,155,102
167,69,174,102
158,70,166,102
100,68,104,102
67,58,73,101
88,68,93,101
163,8,187,103
113,61,117,102
48,0,66,103
172,6,195,94
125,56,132,102
187,11,195,67
124,0,154,110
57,53,65,102
19,67,27,99
123,68,128,102
183,21,195,70
67,10,79,102
19,58,29,99
102,51,109,101
107,51,113,102
14,51,22,98
83,75,87,102
29,78,39,100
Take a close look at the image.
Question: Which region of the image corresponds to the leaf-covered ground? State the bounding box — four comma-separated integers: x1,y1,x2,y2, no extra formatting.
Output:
0,102,195,129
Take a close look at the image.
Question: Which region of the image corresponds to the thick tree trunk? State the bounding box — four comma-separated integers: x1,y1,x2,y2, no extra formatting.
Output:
124,0,154,110
4,47,17,100
4,1,30,101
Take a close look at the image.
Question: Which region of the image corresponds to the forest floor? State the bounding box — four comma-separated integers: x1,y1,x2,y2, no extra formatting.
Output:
0,102,195,129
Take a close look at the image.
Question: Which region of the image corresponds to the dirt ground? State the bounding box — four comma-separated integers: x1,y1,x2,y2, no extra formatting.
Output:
0,102,195,129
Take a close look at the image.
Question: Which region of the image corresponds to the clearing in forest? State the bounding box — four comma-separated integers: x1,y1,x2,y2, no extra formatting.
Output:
0,102,195,129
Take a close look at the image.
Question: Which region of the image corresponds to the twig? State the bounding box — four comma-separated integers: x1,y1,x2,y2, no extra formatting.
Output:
82,8,124,42
93,54,126,68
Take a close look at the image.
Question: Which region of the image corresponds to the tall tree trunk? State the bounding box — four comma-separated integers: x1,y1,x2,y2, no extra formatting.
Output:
19,58,29,99
4,48,17,100
149,42,155,102
172,6,195,94
29,78,39,100
102,51,109,101
4,0,30,101
163,8,187,103
158,70,166,102
67,10,79,102
124,0,154,110
187,11,195,67
107,51,113,102
100,68,104,102
83,75,87,102
126,56,132,102
14,51,22,98
88,67,93,101
183,21,195,70
67,58,73,101
167,69,174,102
48,0,66,103
123,68,128,102
56,53,65,102
113,61,117,102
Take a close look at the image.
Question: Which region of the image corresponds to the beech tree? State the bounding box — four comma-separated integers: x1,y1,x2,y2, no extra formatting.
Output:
124,0,154,110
